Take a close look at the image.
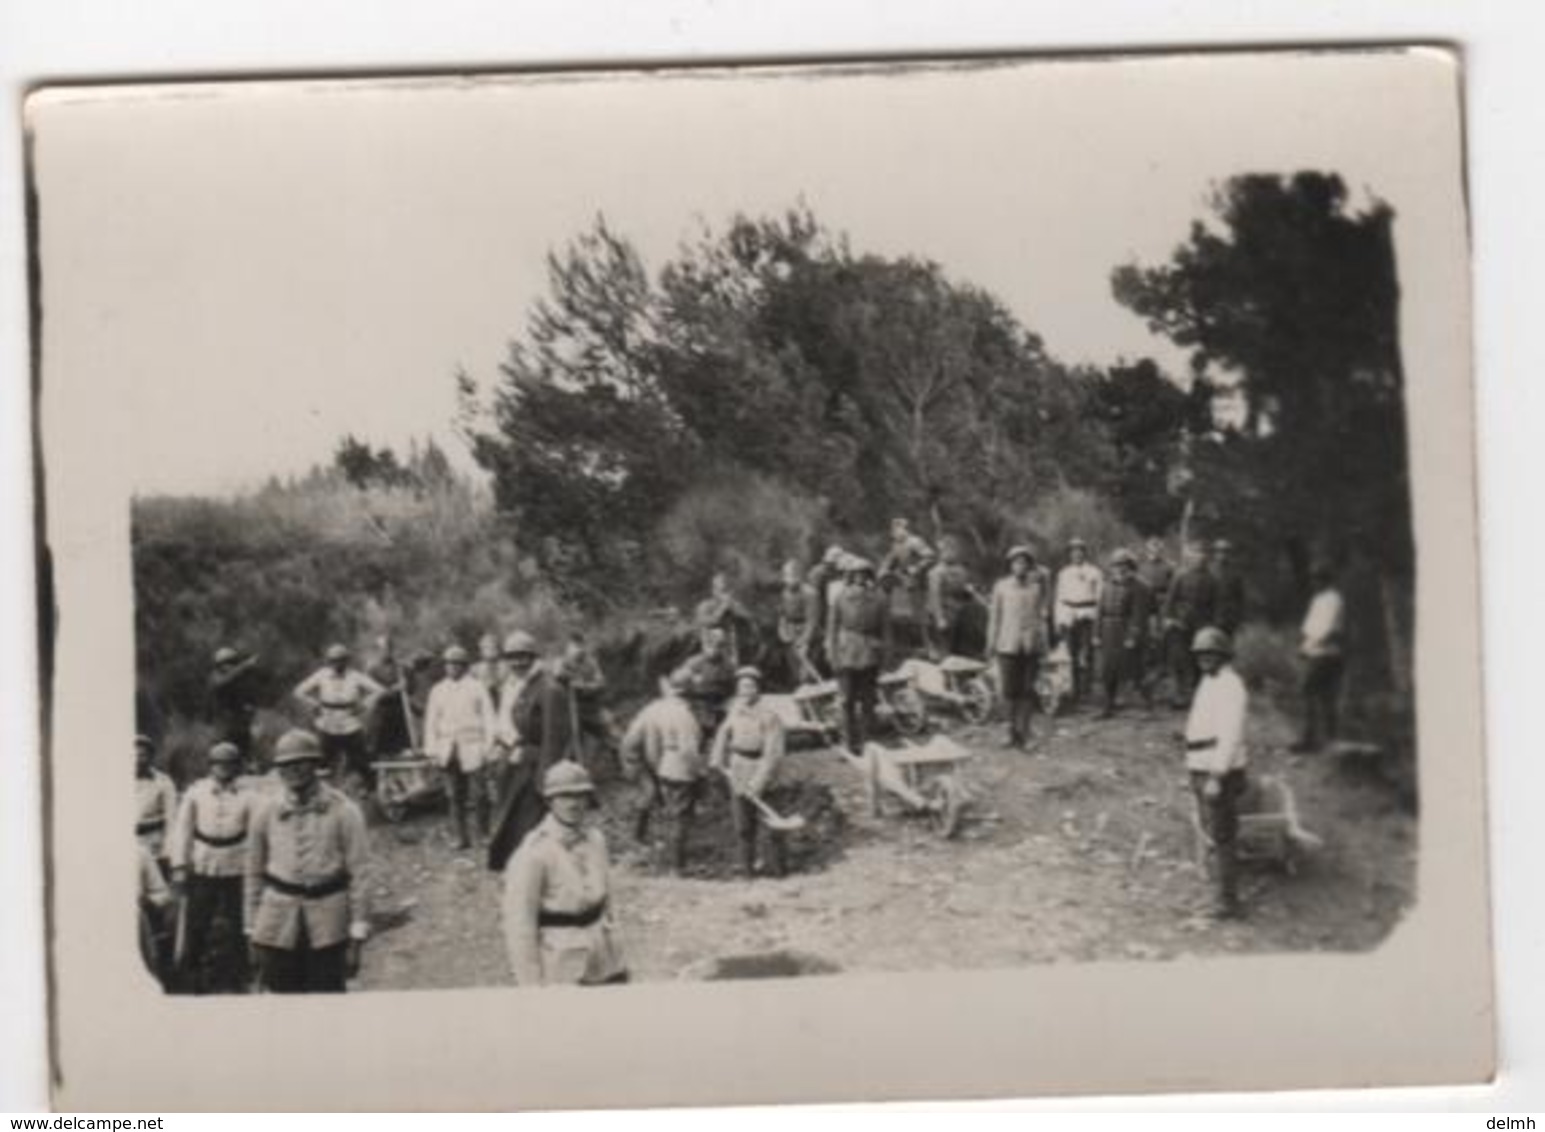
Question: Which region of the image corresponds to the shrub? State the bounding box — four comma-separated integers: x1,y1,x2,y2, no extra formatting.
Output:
1230,622,1301,703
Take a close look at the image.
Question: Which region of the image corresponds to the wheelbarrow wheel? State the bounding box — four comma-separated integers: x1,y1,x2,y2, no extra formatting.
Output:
380,798,408,824
962,676,995,725
924,777,965,839
889,686,929,736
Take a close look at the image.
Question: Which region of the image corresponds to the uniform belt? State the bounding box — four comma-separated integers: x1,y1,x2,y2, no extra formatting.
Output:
730,747,763,759
195,829,247,848
1186,738,1218,751
136,818,166,835
538,900,607,929
1063,600,1098,607
262,872,350,899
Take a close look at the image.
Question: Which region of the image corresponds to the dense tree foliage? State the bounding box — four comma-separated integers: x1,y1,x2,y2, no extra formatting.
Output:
1113,172,1411,677
464,207,1128,607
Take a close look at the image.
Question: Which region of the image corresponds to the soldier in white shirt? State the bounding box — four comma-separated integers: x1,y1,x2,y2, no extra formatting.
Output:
424,644,498,849
502,762,628,987
1055,538,1104,706
134,734,178,872
1183,627,1250,919
1291,562,1347,752
168,741,255,993
293,643,385,787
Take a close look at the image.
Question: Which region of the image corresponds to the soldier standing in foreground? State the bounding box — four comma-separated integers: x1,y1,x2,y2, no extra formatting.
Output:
1183,628,1250,920
168,741,254,993
244,729,372,993
502,762,628,987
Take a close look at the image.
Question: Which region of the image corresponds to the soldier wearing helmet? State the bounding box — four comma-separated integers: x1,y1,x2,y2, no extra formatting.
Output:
207,645,262,767
168,741,255,993
1183,627,1250,920
292,643,386,787
424,644,499,850
1054,537,1105,707
1094,548,1151,718
502,761,628,986
985,545,1054,750
825,556,890,797
710,666,789,878
244,729,373,992
620,666,705,874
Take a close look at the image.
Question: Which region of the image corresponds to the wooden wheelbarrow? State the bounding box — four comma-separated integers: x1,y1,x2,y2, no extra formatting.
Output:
1190,773,1323,876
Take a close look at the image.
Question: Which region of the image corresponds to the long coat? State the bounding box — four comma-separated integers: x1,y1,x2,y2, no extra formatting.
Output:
486,669,580,872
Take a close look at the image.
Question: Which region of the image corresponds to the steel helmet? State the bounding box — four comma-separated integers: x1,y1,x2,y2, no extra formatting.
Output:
207,741,242,763
1190,627,1233,657
273,728,324,765
1111,548,1137,567
324,643,351,663
542,760,596,799
213,646,241,666
735,665,763,685
1006,544,1035,564
443,644,470,664
502,630,539,658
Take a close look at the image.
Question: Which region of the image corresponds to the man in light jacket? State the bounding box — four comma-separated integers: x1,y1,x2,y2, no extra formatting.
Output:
424,644,498,850
1183,627,1250,920
986,546,1054,750
1291,562,1347,752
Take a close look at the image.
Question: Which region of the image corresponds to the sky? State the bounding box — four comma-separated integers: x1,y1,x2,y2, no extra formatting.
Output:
32,52,1428,495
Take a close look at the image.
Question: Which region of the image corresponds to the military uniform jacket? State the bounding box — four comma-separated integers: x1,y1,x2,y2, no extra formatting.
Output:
826,585,889,672
502,814,625,986
1163,566,1219,630
245,783,370,950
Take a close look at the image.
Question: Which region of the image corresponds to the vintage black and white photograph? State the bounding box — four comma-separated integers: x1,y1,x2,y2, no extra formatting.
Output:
32,47,1490,1108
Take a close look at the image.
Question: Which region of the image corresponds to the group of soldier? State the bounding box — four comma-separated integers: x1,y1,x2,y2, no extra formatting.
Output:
137,629,626,993
135,519,1350,991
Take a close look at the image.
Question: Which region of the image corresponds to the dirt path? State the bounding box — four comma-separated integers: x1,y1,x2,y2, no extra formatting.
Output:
356,700,1415,990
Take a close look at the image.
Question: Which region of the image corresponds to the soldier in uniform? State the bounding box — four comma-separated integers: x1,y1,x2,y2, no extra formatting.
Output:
502,762,628,987
1095,549,1150,718
710,667,789,878
825,556,889,762
244,729,372,993
1161,542,1220,708
168,741,254,993
695,571,753,664
675,624,738,740
423,644,498,850
1055,537,1104,706
775,558,816,687
880,518,936,655
926,536,978,658
207,646,262,767
986,546,1054,749
134,734,178,877
1212,539,1248,636
619,669,705,874
1183,628,1250,920
293,644,385,787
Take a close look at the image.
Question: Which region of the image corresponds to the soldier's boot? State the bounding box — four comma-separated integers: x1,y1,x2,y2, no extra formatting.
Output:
863,745,880,817
453,807,472,852
763,832,788,879
474,793,491,842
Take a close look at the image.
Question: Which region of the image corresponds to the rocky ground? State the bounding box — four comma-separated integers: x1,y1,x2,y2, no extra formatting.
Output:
354,696,1416,991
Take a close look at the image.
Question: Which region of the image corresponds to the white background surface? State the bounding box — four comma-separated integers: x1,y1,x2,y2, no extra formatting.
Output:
1,0,1539,1116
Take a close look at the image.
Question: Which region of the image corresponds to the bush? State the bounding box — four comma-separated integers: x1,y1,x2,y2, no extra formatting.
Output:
133,474,565,730
1011,484,1141,564
1230,622,1301,703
